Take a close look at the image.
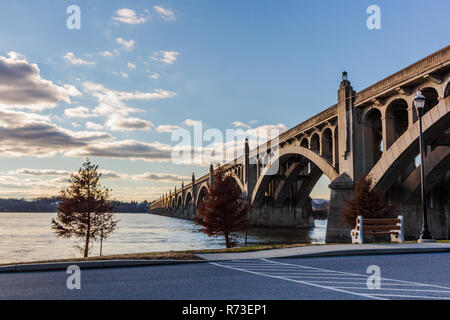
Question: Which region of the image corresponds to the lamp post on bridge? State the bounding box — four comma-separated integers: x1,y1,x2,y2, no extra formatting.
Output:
413,90,434,243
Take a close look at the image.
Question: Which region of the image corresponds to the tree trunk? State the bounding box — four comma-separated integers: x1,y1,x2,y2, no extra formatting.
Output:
84,213,90,258
225,231,230,248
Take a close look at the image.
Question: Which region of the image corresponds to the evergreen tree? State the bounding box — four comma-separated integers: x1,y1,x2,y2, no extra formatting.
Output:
194,167,249,248
51,159,118,257
341,175,394,228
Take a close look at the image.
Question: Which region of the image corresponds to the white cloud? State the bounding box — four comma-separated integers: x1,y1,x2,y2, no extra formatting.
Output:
183,119,198,127
64,106,98,118
149,73,160,79
106,114,154,131
9,168,70,176
63,52,95,66
99,51,114,57
128,62,136,69
121,72,129,79
82,81,176,119
0,52,80,110
86,121,104,130
156,125,181,133
113,8,150,24
231,121,250,129
116,37,135,50
150,51,179,64
68,139,172,162
153,5,175,21
0,109,112,157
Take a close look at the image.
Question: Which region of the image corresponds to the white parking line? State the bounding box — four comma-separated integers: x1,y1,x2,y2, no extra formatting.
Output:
210,259,450,300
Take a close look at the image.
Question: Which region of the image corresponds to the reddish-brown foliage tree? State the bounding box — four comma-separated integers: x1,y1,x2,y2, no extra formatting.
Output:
194,167,249,248
341,176,394,228
51,159,118,257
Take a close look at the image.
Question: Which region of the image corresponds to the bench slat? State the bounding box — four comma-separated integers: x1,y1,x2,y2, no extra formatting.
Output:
363,218,400,224
364,225,401,231
365,231,400,235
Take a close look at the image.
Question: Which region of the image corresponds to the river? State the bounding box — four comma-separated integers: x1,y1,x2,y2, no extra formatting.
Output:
0,212,326,264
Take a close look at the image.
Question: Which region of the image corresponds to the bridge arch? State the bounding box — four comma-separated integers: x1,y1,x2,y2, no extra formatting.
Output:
195,183,209,207
184,191,193,208
321,127,333,162
444,81,450,98
230,172,245,192
363,107,383,171
370,97,450,191
385,98,409,149
300,137,309,148
251,145,338,206
310,132,320,154
420,86,440,116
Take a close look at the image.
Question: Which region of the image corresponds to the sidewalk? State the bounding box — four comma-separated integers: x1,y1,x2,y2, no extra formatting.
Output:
195,242,450,261
1,243,449,273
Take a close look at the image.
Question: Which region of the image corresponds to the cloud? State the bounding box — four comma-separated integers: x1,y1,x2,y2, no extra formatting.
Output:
69,139,172,162
153,5,175,21
150,51,179,64
116,37,135,50
105,114,154,131
156,125,181,133
85,121,104,130
231,121,250,129
64,106,98,118
7,168,188,183
63,52,95,66
0,52,80,110
82,81,176,117
9,168,70,176
128,62,136,69
183,119,198,127
113,8,150,24
0,109,112,157
99,51,114,57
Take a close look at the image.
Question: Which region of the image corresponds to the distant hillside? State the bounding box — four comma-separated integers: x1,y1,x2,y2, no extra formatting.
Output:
312,199,329,220
0,198,150,213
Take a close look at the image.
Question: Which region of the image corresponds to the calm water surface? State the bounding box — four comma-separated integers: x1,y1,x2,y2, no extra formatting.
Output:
0,212,326,264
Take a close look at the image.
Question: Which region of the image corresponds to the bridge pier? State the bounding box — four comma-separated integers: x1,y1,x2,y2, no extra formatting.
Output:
325,173,353,243
247,198,314,228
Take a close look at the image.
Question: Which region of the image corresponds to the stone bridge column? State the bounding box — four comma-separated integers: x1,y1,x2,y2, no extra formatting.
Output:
326,72,361,242
326,173,353,243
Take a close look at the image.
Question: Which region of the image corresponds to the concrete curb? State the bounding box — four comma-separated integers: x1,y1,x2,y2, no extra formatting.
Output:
0,259,205,273
276,247,450,259
1,246,449,273
196,245,450,261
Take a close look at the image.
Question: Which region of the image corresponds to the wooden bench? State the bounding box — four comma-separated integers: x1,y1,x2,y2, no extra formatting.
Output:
351,215,404,244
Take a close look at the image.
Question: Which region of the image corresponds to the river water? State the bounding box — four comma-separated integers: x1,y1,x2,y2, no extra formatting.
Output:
0,212,326,264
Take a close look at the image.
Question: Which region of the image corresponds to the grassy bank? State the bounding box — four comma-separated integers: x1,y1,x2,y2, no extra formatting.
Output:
1,240,448,266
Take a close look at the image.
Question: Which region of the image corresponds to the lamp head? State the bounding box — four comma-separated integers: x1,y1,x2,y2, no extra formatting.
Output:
414,90,426,110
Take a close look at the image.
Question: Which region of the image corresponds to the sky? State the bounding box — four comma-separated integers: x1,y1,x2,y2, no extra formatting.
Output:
0,0,448,201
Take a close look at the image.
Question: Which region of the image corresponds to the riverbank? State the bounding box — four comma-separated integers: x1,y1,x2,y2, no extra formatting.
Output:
2,241,449,271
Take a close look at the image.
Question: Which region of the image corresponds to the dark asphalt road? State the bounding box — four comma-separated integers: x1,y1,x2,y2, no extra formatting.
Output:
1,253,449,300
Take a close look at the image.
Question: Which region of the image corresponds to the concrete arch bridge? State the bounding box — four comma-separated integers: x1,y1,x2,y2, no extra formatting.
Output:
151,46,450,242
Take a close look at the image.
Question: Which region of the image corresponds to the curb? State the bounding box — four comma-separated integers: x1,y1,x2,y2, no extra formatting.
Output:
1,246,449,273
196,246,450,261
276,247,450,259
0,259,206,273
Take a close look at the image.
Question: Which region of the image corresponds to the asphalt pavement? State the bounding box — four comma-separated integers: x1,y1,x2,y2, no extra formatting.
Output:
1,252,449,300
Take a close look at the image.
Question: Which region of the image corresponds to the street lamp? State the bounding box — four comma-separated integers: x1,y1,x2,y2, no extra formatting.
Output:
413,90,434,243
